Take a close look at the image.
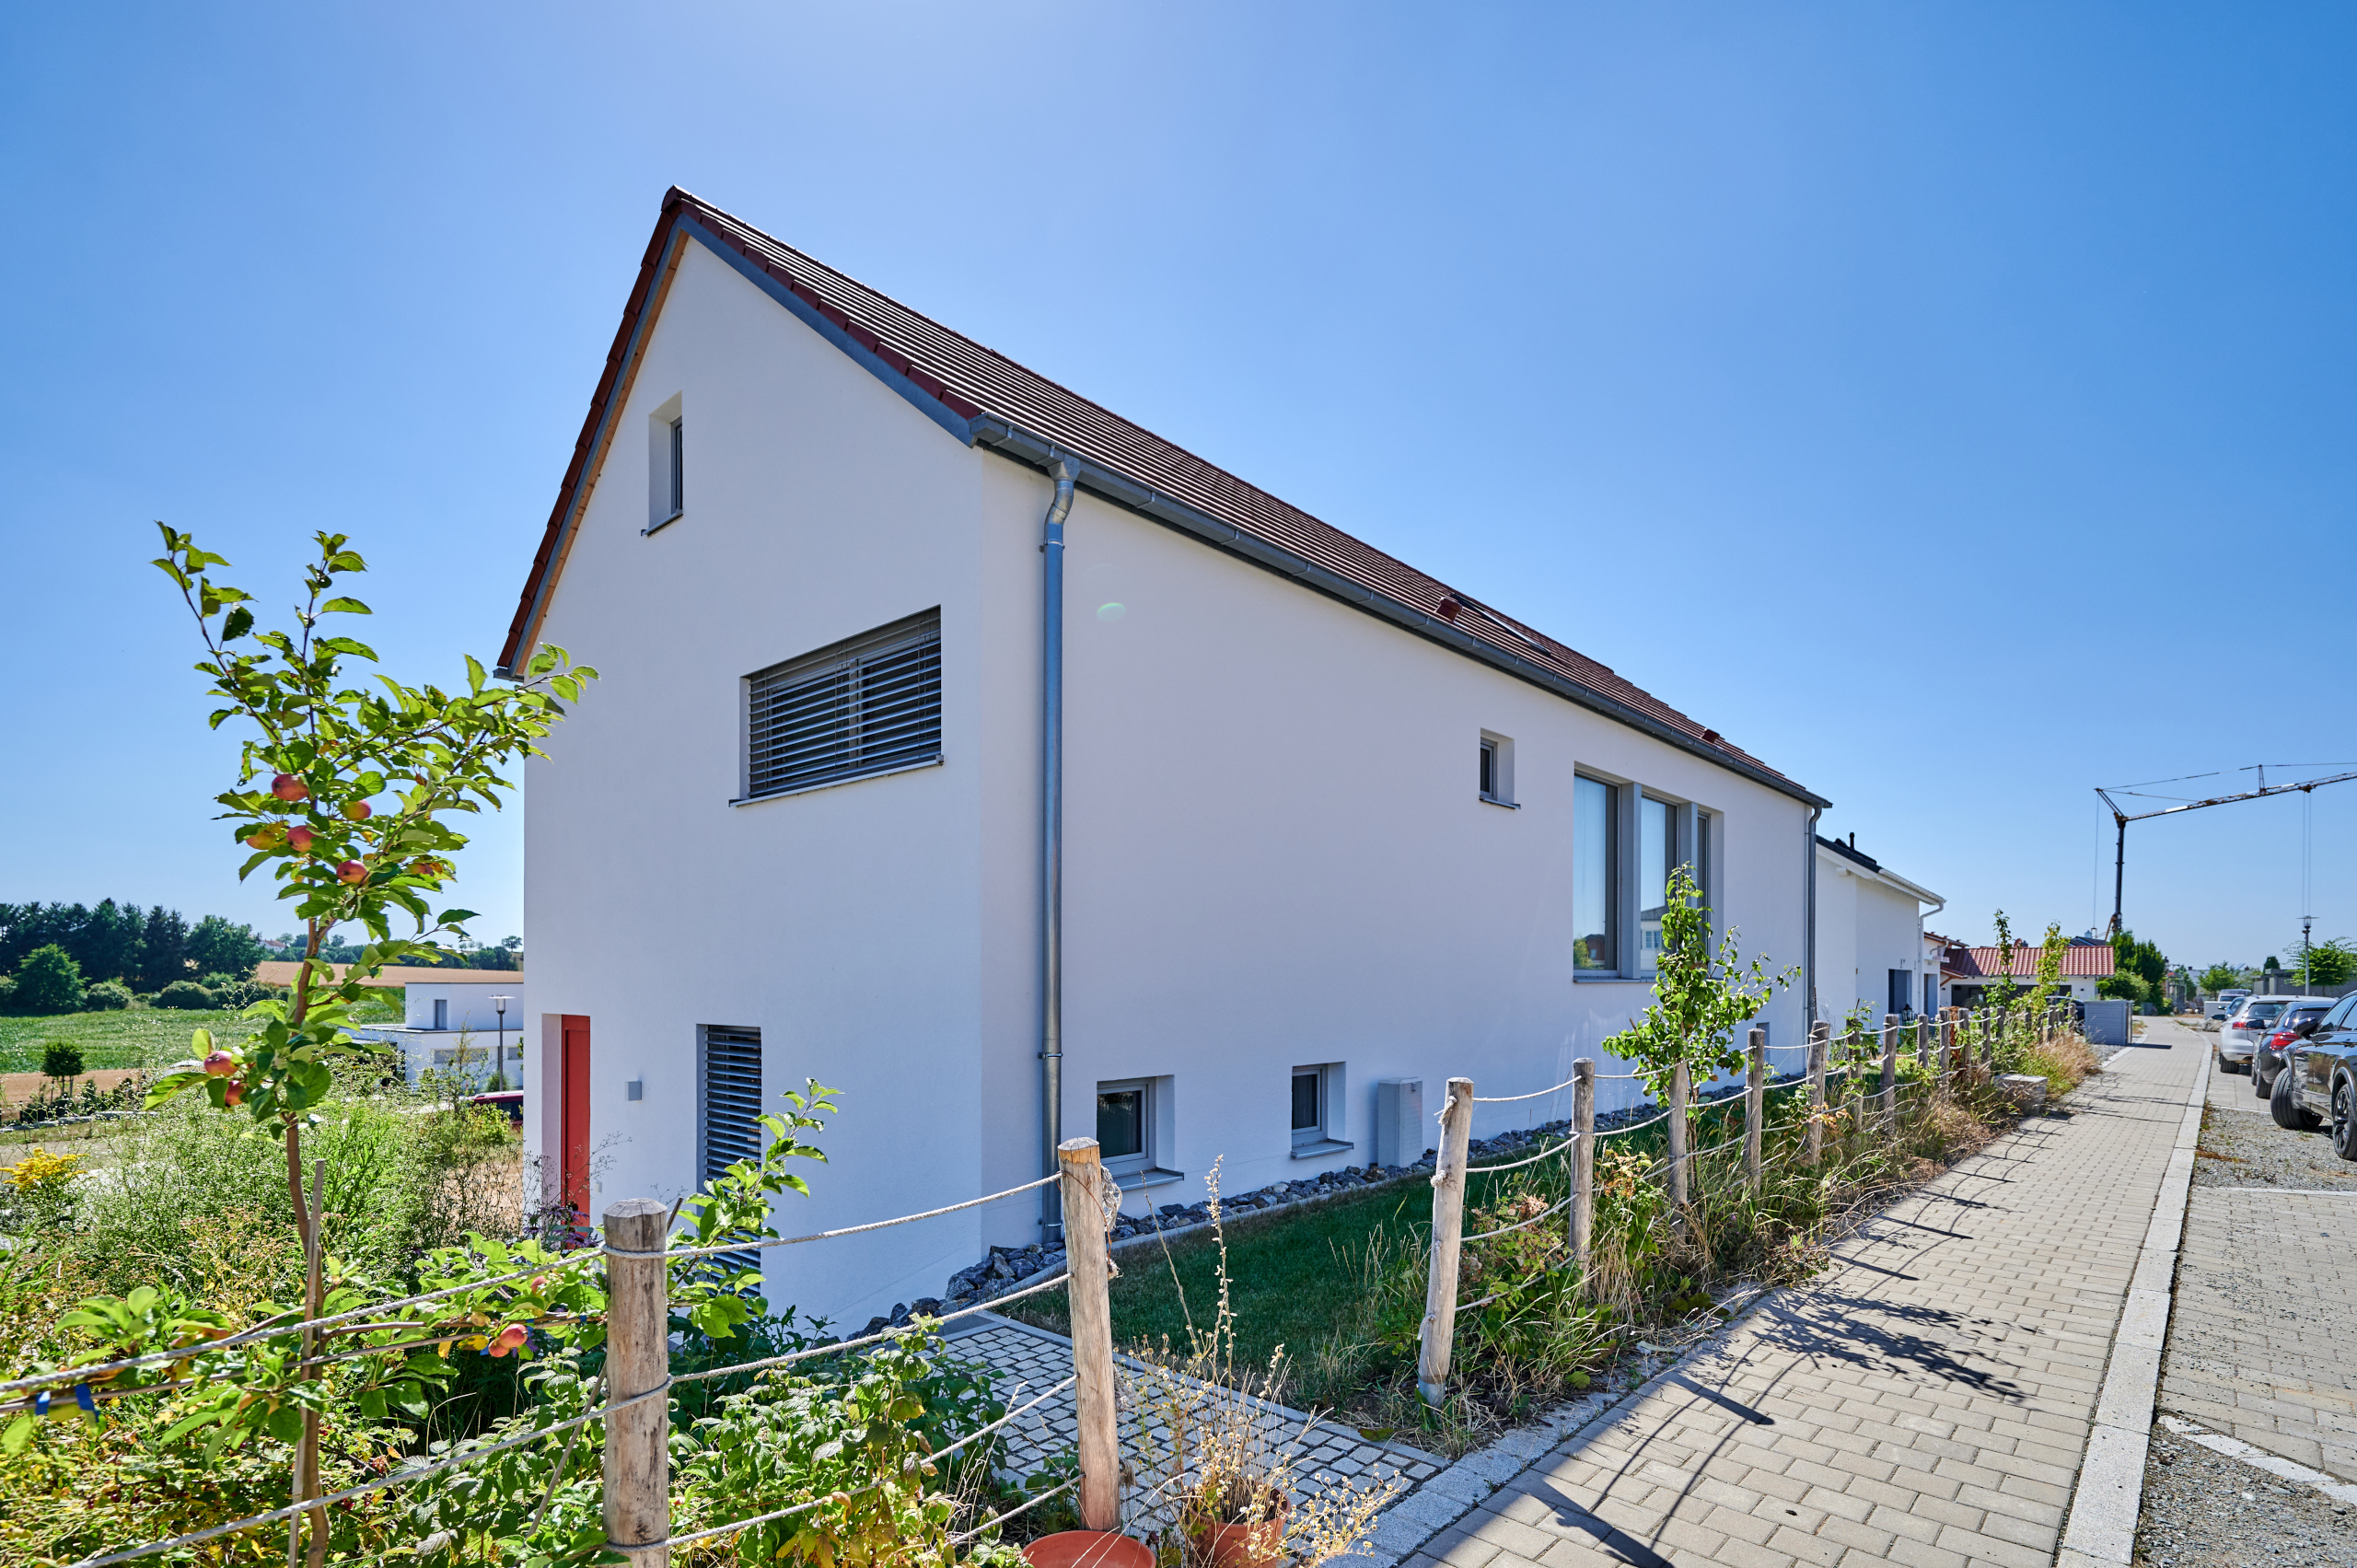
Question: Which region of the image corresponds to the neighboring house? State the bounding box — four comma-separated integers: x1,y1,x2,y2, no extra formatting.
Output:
1811,834,1945,1024
498,189,1831,1329
1941,937,2116,1009
326,972,530,1088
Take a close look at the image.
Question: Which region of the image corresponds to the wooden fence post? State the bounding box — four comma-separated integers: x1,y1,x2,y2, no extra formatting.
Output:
1744,1028,1765,1191
1666,1062,1691,1214
1915,1015,1931,1073
1570,1060,1596,1283
1057,1138,1120,1531
603,1200,672,1568
1982,1009,1997,1075
1417,1077,1474,1406
1880,1015,1899,1128
1805,1020,1829,1167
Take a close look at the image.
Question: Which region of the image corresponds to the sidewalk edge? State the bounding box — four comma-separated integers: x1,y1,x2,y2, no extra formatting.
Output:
2056,1037,2211,1566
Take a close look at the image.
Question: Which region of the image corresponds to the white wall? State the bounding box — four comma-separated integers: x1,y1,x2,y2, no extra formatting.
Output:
520,236,1817,1330
402,980,528,1034
1814,848,1932,1024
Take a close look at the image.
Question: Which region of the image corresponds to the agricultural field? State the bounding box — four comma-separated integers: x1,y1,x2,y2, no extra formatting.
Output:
0,989,403,1074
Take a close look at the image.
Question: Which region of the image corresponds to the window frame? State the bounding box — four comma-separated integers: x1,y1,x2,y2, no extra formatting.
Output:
738,610,945,804
1095,1077,1154,1178
1573,772,1621,976
1478,731,1516,807
1290,1062,1353,1159
645,393,685,535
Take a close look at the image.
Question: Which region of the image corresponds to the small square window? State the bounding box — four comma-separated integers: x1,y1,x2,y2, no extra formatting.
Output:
1478,732,1515,807
1096,1079,1152,1176
1290,1063,1351,1157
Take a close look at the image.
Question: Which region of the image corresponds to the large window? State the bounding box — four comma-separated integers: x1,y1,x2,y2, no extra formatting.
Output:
1573,776,1618,972
745,610,943,800
1637,796,1679,977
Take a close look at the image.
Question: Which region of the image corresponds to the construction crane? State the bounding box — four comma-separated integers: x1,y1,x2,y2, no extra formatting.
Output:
2096,764,2357,936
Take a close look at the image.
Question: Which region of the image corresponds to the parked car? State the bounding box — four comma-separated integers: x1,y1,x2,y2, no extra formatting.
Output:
468,1089,524,1127
2253,1000,2334,1098
2275,992,2357,1156
2207,989,2252,1022
2217,995,2299,1074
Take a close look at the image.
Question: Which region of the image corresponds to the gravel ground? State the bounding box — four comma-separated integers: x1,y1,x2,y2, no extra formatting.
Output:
2135,1418,2356,1566
2193,1092,2357,1191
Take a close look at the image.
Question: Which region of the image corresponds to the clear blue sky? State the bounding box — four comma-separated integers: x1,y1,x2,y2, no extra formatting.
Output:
4,3,2352,970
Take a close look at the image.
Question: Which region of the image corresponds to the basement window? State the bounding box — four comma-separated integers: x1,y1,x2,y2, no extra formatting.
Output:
1291,1063,1352,1158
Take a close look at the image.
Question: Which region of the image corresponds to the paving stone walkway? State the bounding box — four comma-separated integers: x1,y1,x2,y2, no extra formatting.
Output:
1392,1030,2205,1568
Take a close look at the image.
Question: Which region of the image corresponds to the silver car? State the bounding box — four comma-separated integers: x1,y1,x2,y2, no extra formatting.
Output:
2217,994,2302,1074
2207,989,2250,1022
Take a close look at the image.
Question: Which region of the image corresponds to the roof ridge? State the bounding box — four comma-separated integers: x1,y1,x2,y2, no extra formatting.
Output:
502,191,1820,805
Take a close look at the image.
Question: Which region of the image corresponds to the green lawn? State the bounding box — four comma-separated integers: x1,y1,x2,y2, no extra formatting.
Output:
0,991,402,1074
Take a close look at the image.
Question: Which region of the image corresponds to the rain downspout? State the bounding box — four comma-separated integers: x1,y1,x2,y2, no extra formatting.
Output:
1039,459,1077,1243
1804,808,1821,1029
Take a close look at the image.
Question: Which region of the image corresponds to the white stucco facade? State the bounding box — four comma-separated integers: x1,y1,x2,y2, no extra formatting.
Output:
515,234,1823,1329
1812,839,1944,1026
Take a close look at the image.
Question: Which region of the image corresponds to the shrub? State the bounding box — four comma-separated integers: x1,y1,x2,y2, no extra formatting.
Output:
81,980,132,1011
11,945,86,1014
0,975,12,1009
152,980,216,1010
40,1041,85,1082
196,971,238,991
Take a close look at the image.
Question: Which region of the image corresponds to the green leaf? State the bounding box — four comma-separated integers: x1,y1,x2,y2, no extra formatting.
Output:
1,1414,35,1454
219,605,256,640
319,597,373,615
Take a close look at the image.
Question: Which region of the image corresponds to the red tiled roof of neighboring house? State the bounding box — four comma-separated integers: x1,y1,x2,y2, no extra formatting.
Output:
1942,943,2117,981
496,189,1826,808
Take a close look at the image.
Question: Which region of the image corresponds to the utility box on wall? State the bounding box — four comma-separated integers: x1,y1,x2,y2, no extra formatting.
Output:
1374,1077,1424,1167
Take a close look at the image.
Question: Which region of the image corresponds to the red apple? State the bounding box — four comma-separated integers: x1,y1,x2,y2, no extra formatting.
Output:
271,773,308,803
286,826,316,854
336,860,366,886
342,800,373,822
203,1051,237,1077
223,1080,246,1107
486,1324,528,1357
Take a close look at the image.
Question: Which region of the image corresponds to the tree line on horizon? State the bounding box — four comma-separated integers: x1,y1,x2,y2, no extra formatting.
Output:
1,900,267,988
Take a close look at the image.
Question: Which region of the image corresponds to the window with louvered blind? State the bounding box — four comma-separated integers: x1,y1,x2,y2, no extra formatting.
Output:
698,1024,764,1281
744,611,942,800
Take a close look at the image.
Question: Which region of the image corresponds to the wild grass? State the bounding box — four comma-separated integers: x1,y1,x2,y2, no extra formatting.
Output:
0,1006,267,1074
1009,1026,2099,1457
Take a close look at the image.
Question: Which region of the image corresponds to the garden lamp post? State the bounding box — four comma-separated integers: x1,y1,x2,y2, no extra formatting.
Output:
493,994,510,1083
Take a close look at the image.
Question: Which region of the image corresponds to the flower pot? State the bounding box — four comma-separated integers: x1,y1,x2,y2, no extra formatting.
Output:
1023,1530,1155,1568
1195,1518,1289,1568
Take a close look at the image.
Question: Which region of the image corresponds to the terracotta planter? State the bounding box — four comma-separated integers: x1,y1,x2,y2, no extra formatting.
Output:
1194,1517,1289,1568
1023,1530,1155,1568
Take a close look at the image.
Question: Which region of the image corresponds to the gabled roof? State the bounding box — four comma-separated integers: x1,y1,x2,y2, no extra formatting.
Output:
499,189,1827,808
1943,942,2117,981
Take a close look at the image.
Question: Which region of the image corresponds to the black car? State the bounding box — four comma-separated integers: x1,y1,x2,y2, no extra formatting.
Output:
2253,999,2334,1099
2273,992,2357,1159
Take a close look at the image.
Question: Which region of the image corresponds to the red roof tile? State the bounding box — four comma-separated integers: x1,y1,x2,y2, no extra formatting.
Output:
499,190,1823,806
1945,943,2117,980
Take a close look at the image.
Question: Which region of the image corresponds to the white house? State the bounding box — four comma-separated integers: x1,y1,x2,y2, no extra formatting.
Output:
342,974,529,1088
498,190,1830,1329
1811,834,1945,1024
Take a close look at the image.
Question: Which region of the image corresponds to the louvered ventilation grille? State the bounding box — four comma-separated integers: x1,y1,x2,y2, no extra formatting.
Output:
748,613,941,799
701,1024,764,1281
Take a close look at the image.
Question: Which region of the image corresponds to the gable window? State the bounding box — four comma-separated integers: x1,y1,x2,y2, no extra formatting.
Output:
1573,775,1618,972
1291,1063,1352,1158
744,610,943,801
646,393,685,534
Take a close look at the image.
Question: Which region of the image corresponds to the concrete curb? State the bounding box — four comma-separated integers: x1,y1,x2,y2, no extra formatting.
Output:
2056,1033,2211,1568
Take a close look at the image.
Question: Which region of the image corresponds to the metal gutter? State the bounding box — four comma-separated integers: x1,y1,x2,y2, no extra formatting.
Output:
967,418,1832,813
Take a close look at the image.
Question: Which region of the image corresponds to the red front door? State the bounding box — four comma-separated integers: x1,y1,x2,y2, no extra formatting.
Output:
560,1015,591,1223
